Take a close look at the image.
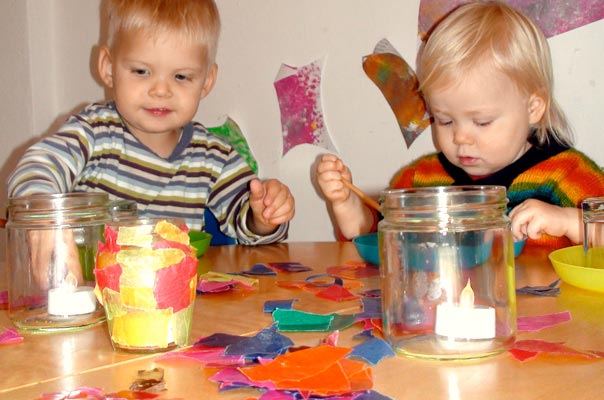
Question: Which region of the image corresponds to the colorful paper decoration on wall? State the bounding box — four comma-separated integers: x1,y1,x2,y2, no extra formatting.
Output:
362,39,430,148
274,59,337,156
418,0,604,40
208,117,258,174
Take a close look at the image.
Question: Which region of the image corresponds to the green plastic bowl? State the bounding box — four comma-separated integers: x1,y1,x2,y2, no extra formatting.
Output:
189,231,212,258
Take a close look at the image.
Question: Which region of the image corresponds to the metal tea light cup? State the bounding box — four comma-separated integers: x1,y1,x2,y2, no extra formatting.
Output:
95,218,197,353
6,192,110,331
378,186,516,360
582,197,604,268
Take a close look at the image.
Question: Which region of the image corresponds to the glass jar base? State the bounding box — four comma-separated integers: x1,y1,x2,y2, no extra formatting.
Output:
391,335,514,361
10,309,106,333
111,342,179,354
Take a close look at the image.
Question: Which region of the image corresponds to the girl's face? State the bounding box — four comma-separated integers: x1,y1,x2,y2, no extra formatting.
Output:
426,63,545,177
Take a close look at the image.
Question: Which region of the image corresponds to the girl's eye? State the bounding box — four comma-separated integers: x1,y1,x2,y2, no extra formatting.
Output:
175,74,191,82
475,121,492,127
436,119,453,126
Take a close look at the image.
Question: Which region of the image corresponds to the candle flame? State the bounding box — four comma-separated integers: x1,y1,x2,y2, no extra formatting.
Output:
460,279,474,308
64,272,78,291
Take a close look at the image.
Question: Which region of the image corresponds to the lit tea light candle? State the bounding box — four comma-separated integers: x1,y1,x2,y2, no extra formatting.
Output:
435,279,495,340
48,273,97,316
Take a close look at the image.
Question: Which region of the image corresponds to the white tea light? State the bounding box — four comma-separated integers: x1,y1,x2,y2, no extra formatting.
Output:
48,275,97,316
435,279,495,340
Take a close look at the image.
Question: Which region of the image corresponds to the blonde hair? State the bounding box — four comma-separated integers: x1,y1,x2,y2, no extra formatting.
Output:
417,1,572,146
105,0,220,68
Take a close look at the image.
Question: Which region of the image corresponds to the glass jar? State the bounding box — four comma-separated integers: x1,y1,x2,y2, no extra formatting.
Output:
95,218,197,353
379,186,516,360
6,192,111,331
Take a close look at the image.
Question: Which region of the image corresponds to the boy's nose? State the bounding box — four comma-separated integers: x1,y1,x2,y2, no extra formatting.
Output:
149,79,172,98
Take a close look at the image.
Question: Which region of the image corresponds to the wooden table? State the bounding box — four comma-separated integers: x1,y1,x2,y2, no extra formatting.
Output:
2,242,604,399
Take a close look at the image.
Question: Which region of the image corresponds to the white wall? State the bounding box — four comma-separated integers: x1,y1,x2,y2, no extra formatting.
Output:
1,0,603,244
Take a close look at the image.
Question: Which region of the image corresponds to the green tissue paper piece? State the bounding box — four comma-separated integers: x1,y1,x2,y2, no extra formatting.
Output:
208,117,258,174
272,309,355,332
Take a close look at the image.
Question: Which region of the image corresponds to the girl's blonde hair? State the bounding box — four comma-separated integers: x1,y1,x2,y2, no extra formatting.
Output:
417,1,572,146
105,0,220,69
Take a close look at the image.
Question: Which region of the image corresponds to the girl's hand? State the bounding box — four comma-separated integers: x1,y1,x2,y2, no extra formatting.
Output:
316,154,354,205
510,199,582,244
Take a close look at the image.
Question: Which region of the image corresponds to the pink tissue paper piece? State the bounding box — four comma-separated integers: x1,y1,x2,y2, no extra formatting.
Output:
274,59,337,156
418,0,604,39
517,311,571,332
0,327,23,345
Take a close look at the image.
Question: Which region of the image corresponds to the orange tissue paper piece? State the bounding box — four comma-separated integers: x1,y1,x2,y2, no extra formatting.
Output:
238,345,373,396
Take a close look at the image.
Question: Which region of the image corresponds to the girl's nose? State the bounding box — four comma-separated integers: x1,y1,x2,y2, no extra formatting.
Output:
453,125,473,145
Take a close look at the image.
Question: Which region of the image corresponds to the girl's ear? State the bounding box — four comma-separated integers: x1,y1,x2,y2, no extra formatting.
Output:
528,93,546,124
98,46,114,88
199,63,218,100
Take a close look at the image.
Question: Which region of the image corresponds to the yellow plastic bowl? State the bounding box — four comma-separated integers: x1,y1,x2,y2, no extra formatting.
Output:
548,245,604,293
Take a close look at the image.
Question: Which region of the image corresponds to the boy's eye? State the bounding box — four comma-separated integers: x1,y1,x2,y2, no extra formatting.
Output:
175,73,191,82
132,68,149,76
475,120,492,127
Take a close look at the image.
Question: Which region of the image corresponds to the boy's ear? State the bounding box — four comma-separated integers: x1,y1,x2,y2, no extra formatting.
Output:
98,46,114,88
528,93,546,124
200,63,218,100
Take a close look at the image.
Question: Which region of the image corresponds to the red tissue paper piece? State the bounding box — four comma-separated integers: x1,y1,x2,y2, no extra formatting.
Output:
154,255,197,312
326,264,380,280
0,290,7,310
316,284,359,302
509,339,603,362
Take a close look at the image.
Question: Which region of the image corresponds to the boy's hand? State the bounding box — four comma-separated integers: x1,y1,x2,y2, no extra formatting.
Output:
510,199,582,244
28,229,83,291
248,178,295,235
316,154,354,205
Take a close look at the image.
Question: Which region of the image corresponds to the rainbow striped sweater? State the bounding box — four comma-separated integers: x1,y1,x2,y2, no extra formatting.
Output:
7,102,288,245
390,141,604,249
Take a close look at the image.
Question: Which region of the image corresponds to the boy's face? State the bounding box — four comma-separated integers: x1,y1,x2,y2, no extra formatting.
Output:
426,63,545,177
98,29,216,141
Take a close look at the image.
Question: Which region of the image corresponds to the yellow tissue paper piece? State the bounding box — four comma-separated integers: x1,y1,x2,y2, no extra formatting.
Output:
101,287,126,319
117,248,185,271
198,271,259,287
111,308,173,348
121,285,157,310
117,224,154,247
155,220,190,245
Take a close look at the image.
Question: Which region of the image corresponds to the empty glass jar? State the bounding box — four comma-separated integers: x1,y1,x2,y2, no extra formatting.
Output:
6,193,136,331
379,186,516,360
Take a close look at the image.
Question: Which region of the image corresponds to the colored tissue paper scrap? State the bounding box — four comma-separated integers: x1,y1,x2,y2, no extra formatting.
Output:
316,284,360,302
242,263,278,276
129,368,165,393
263,299,299,313
418,0,604,40
238,345,373,397
197,271,258,293
327,263,380,280
516,278,561,296
223,323,295,360
273,309,356,332
517,311,571,332
349,332,396,365
274,59,337,156
208,116,258,173
362,38,430,148
268,261,313,273
0,327,23,345
509,339,604,362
